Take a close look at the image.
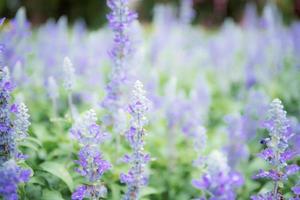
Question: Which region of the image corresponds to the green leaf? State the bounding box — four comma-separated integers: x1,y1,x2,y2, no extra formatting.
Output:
26,136,42,147
28,176,46,186
20,140,39,151
42,189,65,200
40,162,74,192
140,187,159,197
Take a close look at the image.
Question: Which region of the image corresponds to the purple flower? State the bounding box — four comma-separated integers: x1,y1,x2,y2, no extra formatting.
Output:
0,8,31,68
70,109,111,199
292,182,300,196
102,0,138,132
72,184,108,200
75,146,111,182
192,151,243,199
0,160,30,200
121,80,151,200
70,110,110,145
224,114,249,167
1,68,21,163
253,99,299,198
0,67,31,199
179,0,195,25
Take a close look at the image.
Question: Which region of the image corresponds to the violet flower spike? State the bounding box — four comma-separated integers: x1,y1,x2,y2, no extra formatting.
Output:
0,160,30,200
102,0,137,131
252,99,300,199
0,67,31,199
70,109,111,200
192,150,244,200
63,57,76,120
120,80,151,200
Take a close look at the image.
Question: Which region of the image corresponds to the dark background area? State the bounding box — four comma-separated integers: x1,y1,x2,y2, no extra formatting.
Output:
0,0,299,29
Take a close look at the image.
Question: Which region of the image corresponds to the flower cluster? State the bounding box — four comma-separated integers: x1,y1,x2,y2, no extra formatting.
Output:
70,109,111,200
192,150,244,200
0,160,30,200
292,181,300,199
0,67,15,164
120,80,151,200
252,99,300,199
0,67,31,199
102,0,138,130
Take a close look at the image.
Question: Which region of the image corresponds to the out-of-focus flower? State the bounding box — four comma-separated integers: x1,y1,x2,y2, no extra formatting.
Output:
179,0,195,25
192,150,243,200
63,57,75,92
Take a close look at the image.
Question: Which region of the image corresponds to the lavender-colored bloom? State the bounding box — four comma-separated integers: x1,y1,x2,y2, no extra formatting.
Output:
102,0,137,130
63,57,75,92
0,67,30,199
63,57,77,119
192,150,243,200
252,99,300,199
0,160,30,200
47,76,59,102
292,181,300,198
0,8,31,68
0,67,16,164
0,18,5,26
120,80,151,200
224,114,249,168
11,103,30,141
242,90,269,140
179,0,195,25
71,110,111,200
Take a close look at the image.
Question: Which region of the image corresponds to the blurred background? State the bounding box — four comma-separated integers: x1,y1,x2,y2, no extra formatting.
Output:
0,0,299,29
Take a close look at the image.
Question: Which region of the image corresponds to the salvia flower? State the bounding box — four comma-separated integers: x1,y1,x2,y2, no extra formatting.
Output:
102,0,138,130
252,99,300,199
0,67,15,164
11,103,30,141
120,80,151,200
0,67,31,199
292,181,300,199
70,109,111,200
192,150,244,200
0,160,30,200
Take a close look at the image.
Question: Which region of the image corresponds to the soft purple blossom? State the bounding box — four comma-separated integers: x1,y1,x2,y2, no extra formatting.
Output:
0,8,31,68
179,0,195,25
252,99,299,199
192,150,243,200
224,114,249,168
292,181,300,197
102,0,138,131
71,109,111,199
121,80,151,200
0,67,31,199
0,160,30,200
